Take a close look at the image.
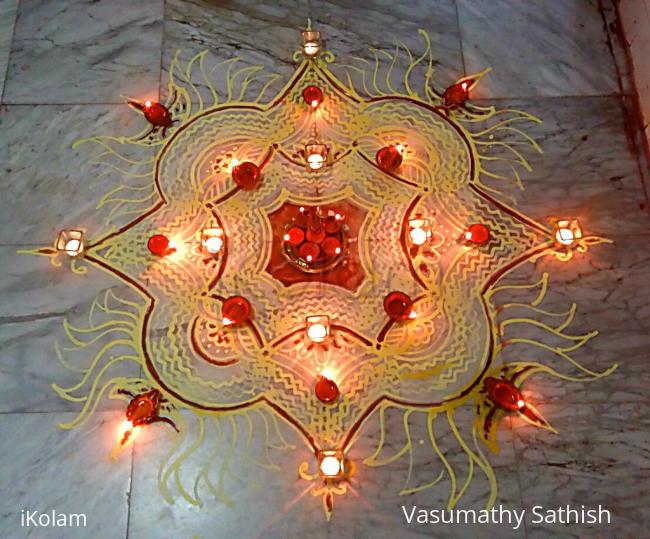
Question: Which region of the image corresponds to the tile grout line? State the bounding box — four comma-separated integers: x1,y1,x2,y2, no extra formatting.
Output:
158,0,166,103
125,443,136,539
454,0,467,76
0,2,19,106
602,0,650,221
0,95,631,108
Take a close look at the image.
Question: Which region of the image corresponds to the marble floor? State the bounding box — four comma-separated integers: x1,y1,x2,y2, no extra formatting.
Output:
1,1,649,538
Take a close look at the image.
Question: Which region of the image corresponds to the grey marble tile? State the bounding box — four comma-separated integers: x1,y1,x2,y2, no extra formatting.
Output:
601,0,632,96
472,97,649,235
0,245,142,412
513,402,650,538
4,0,163,104
0,411,131,539
161,0,463,104
0,245,132,318
0,104,157,244
0,0,18,101
0,316,142,413
457,0,619,98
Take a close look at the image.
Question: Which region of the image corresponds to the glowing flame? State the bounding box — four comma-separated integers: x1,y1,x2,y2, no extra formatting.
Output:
228,158,241,173
320,367,335,381
64,238,82,257
307,323,328,343
311,99,319,108
408,310,417,319
222,317,233,326
111,420,141,459
320,455,343,477
307,153,324,170
517,399,525,410
144,100,152,108
409,227,428,246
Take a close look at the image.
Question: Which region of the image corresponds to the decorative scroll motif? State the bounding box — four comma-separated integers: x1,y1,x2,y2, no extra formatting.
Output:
21,28,615,520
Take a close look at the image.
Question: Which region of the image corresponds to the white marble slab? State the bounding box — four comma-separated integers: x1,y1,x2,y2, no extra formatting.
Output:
0,104,156,244
0,411,131,539
0,0,18,101
3,0,163,104
457,0,620,98
513,402,650,538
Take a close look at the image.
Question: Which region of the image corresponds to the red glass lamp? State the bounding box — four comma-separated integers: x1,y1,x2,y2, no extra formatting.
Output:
464,223,490,245
222,296,251,326
147,234,173,256
232,161,261,190
303,85,324,108
376,145,403,172
383,291,415,321
484,377,526,412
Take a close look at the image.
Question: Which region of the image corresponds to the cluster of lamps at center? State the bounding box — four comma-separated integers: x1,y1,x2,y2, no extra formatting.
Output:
54,25,589,482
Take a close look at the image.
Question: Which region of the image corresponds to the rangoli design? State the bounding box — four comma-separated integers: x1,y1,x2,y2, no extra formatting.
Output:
23,25,617,519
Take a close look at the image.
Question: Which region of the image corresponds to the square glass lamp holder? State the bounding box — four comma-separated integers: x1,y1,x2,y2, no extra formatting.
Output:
553,218,582,249
318,449,345,480
56,229,85,257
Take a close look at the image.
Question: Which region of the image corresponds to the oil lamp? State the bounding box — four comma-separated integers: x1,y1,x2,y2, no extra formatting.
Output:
231,161,261,190
303,85,324,108
301,29,322,57
315,373,339,403
56,229,85,257
305,140,328,170
318,450,344,479
443,80,471,109
383,291,414,321
553,218,582,248
284,226,305,246
201,228,224,255
222,296,251,326
147,234,173,257
408,218,432,246
484,377,526,412
128,99,174,130
376,144,404,172
307,315,330,343
300,242,320,262
464,223,490,245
